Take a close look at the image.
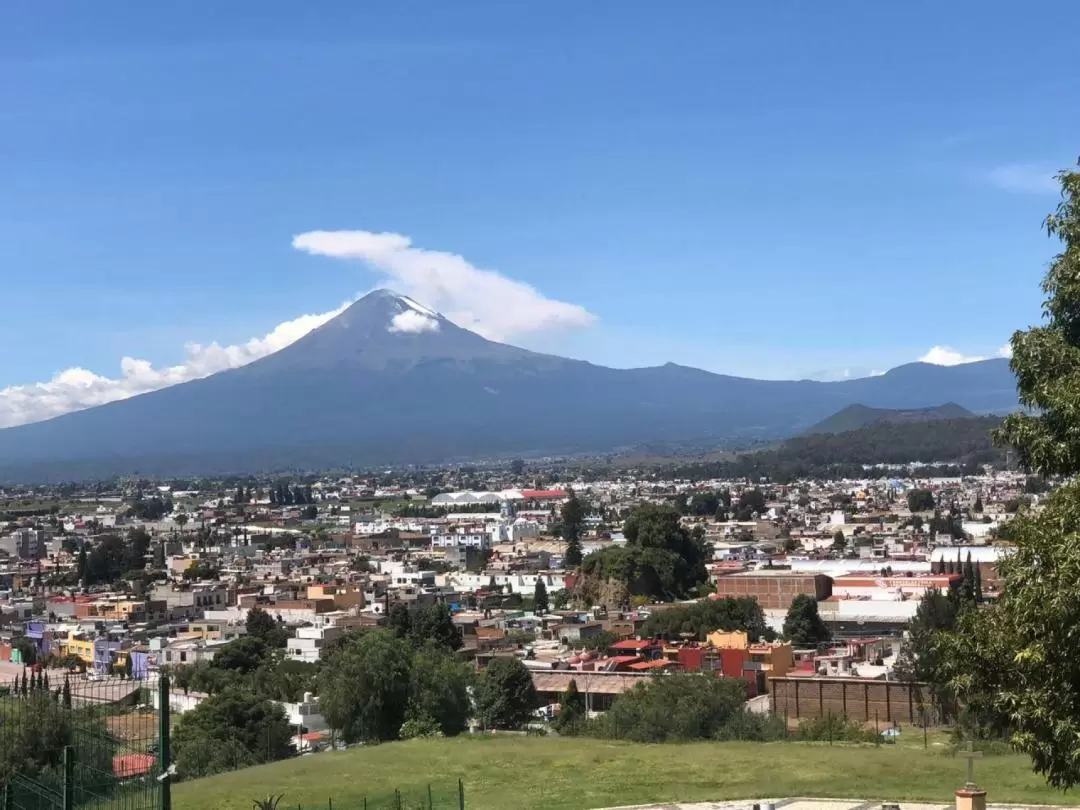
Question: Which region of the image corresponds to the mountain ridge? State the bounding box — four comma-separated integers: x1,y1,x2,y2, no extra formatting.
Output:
0,291,1020,481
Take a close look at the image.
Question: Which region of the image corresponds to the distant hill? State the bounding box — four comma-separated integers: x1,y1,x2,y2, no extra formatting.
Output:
663,415,1006,482
0,290,1020,481
804,403,975,435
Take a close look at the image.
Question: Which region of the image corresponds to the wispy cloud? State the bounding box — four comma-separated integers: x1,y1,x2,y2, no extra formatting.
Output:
292,229,597,341
918,344,1012,366
0,302,350,429
985,163,1060,195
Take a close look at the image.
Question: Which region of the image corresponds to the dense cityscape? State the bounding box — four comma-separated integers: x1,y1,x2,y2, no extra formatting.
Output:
4,5,1080,810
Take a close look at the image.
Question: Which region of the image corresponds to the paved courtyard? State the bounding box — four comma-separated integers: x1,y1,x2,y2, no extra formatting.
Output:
597,799,1080,810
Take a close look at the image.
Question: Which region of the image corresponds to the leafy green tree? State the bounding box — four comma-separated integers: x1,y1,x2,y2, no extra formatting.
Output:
552,678,586,734
405,646,473,737
13,637,37,666
782,595,830,648
561,491,585,567
473,656,538,730
939,162,1080,788
318,630,412,743
390,603,462,652
595,672,747,742
125,527,151,572
212,636,269,674
907,488,936,512
577,630,619,652
0,694,113,789
580,503,708,601
641,597,770,641
83,534,128,585
687,492,720,517
172,691,293,779
533,579,549,615
831,530,846,551
893,589,957,684
550,588,572,610
245,606,277,639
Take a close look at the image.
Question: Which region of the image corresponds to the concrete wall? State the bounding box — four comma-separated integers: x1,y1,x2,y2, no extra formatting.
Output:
769,676,938,725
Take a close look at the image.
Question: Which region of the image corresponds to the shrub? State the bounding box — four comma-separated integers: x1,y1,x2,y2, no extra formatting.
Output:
795,714,878,743
714,710,788,741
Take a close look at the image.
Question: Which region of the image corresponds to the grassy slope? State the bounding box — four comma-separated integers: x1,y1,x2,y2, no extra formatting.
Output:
174,736,1072,810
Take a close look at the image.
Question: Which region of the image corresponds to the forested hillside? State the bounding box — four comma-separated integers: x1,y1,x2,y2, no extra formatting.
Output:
661,416,1004,482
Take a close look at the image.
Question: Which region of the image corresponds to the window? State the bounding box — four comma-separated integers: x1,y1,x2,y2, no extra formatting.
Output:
179,652,187,663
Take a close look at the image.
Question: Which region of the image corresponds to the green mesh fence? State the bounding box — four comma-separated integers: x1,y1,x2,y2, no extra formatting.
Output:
279,781,465,810
0,673,166,810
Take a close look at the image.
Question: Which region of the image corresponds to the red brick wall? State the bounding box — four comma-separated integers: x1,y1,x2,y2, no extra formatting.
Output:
769,676,936,724
713,574,831,610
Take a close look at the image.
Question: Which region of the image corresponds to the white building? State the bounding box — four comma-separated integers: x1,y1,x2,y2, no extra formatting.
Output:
430,524,497,550
287,624,344,664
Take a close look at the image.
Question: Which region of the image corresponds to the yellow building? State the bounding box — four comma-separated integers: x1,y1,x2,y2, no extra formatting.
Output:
64,636,95,666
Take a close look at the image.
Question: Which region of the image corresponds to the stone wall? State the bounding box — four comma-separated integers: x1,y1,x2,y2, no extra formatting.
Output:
769,676,938,725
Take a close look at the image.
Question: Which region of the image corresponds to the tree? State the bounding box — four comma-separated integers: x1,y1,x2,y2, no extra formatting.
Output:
595,672,748,742
579,503,709,602
473,656,538,730
831,530,846,551
938,161,1080,788
561,491,585,567
405,645,473,737
893,589,958,684
246,606,277,639
76,544,88,583
533,579,549,615
973,494,984,514
212,636,269,674
550,588,572,610
318,631,412,743
782,595,830,649
13,637,37,666
391,603,462,652
83,534,129,585
552,678,586,734
640,597,770,642
907,488,936,513
172,691,293,779
125,527,151,573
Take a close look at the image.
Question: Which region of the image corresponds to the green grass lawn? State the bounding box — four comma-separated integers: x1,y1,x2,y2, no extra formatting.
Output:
173,736,1074,810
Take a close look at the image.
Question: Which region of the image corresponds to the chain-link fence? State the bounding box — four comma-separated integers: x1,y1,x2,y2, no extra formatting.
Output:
264,781,465,810
0,671,166,810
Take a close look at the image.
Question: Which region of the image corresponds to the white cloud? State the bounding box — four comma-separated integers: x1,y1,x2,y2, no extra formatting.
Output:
0,302,349,429
918,344,1012,366
388,310,439,334
985,163,1060,195
292,229,596,341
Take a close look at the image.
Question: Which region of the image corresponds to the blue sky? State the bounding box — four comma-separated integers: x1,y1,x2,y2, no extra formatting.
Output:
1,2,1076,425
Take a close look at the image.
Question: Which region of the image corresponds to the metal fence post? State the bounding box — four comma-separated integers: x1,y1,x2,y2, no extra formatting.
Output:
62,746,74,810
458,778,465,810
159,674,172,810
